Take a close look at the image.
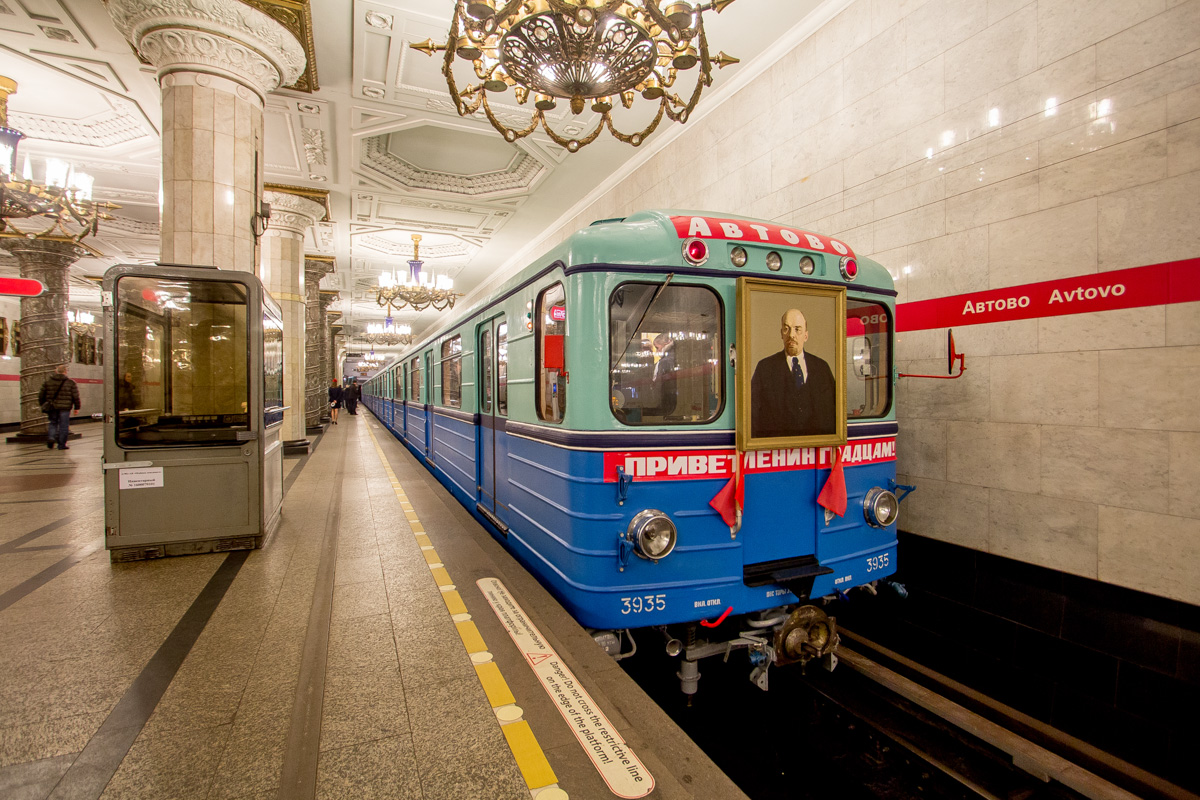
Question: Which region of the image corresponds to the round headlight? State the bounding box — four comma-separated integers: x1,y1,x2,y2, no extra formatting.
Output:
730,246,748,268
799,255,816,275
863,487,899,528
766,251,782,271
628,509,677,560
682,238,709,266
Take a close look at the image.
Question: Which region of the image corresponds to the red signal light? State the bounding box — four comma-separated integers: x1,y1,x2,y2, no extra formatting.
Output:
682,238,709,266
840,256,858,281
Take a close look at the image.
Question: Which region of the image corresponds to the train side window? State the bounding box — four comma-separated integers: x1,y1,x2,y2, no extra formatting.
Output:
480,328,492,414
846,300,892,418
536,285,566,422
609,282,723,425
409,356,422,402
441,336,462,408
497,321,508,416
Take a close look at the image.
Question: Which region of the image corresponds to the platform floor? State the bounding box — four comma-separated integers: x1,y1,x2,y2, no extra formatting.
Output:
0,414,745,800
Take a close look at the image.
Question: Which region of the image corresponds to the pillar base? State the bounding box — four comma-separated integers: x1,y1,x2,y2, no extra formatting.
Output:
6,432,83,445
283,438,311,455
305,424,325,436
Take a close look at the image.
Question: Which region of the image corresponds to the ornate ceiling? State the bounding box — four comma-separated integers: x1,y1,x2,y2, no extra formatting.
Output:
0,0,823,349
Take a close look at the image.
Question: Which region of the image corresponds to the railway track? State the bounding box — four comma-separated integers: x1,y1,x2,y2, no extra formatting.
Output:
621,625,1199,800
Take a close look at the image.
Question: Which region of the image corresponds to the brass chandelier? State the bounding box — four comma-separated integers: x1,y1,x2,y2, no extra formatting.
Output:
364,320,413,347
0,77,117,242
375,234,462,314
412,0,739,152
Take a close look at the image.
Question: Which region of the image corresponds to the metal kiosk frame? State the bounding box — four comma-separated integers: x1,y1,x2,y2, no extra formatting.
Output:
101,263,285,561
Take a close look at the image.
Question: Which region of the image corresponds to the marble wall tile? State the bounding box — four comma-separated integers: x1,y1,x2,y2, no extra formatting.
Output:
874,175,945,220
1095,0,1200,83
1039,98,1167,171
1168,81,1200,125
990,351,1099,425
779,163,843,213
1041,426,1169,511
947,420,1041,492
988,0,1033,24
844,136,907,189
902,354,992,420
789,194,844,231
1169,431,1200,518
897,417,948,479
1039,305,1165,353
1098,171,1200,270
1098,345,1200,431
987,198,1098,287
213,131,235,189
990,488,1099,575
906,131,993,184
986,48,1097,139
834,56,946,160
896,475,991,551
906,227,990,301
905,0,989,70
944,141,1038,197
1098,506,1200,605
844,169,908,211
871,0,934,35
1036,0,1164,68
788,61,845,133
894,330,947,362
1166,302,1200,346
844,24,908,105
873,201,946,251
1038,131,1168,209
945,4,1038,110
945,171,1040,232
1167,116,1200,175
951,318,1040,356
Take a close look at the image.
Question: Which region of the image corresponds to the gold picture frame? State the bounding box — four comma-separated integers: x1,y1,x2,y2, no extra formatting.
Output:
736,277,846,451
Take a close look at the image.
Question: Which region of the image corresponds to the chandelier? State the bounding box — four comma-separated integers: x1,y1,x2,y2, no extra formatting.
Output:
357,350,384,372
0,77,117,242
67,309,96,336
364,320,413,347
412,0,739,152
375,234,462,314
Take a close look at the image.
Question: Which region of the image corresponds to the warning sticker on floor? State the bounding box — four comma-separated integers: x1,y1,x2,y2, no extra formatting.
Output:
478,577,654,799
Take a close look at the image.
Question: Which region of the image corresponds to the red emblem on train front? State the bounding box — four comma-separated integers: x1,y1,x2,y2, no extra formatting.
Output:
670,215,855,260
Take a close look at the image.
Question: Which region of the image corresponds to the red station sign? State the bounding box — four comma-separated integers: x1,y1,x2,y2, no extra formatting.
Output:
0,277,46,297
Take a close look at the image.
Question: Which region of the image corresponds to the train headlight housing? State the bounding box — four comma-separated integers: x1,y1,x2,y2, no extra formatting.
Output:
863,487,899,528
627,509,677,561
799,255,816,275
730,246,748,267
766,251,783,271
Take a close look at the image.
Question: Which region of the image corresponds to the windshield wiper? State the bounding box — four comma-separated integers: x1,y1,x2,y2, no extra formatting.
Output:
611,273,674,376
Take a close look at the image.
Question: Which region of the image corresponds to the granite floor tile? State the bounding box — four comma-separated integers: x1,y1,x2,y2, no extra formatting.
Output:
315,736,422,800
319,665,410,753
99,723,231,800
0,712,105,768
331,580,390,622
333,555,384,586
327,613,398,673
392,618,476,690
0,753,75,800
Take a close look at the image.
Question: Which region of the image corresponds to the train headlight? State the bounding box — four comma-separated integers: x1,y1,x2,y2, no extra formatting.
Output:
863,487,899,528
799,255,816,275
627,509,677,560
730,246,748,267
766,251,783,271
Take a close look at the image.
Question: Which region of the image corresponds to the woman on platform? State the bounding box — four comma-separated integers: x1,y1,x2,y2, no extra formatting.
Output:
328,378,343,425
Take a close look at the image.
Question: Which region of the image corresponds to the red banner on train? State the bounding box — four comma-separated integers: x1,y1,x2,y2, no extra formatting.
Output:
603,438,896,482
896,258,1199,332
670,216,855,260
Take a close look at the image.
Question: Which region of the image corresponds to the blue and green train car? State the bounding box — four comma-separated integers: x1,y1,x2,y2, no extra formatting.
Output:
363,210,902,688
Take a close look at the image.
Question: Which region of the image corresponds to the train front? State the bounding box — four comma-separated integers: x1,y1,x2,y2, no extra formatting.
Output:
582,210,903,691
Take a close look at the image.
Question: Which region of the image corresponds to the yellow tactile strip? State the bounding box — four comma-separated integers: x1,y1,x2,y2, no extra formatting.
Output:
363,421,566,800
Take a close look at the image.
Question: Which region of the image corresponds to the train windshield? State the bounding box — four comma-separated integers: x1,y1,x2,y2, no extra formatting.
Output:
846,299,891,418
114,276,250,448
609,282,722,425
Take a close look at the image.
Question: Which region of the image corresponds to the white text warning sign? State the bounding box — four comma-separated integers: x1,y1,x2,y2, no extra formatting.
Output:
477,577,654,798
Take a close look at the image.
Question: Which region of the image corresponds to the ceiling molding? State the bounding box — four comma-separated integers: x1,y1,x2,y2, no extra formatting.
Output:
360,134,544,198
237,0,318,92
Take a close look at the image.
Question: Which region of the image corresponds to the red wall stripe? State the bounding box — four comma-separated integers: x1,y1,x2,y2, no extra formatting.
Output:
896,258,1199,332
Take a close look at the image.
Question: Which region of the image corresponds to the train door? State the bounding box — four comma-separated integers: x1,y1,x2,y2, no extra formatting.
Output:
477,317,505,522
401,363,408,436
423,350,432,458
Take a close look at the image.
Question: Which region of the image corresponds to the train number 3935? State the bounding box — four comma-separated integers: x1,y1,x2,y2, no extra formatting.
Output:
620,594,667,615
866,553,891,572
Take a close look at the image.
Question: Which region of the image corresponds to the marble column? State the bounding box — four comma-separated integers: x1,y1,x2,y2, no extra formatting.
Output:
319,294,339,421
304,257,334,431
0,238,86,438
259,189,326,446
107,0,305,273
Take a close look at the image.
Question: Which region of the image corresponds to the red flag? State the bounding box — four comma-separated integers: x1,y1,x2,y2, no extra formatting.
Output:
709,452,743,529
817,447,847,517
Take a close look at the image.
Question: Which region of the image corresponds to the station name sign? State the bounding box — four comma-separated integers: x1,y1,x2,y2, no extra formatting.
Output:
897,258,1199,331
671,215,856,260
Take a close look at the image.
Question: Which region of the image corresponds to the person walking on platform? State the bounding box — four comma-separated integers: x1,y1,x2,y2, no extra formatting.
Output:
39,364,80,450
328,378,343,425
344,379,360,415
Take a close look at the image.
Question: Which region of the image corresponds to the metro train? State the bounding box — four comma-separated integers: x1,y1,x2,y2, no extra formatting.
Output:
362,209,904,692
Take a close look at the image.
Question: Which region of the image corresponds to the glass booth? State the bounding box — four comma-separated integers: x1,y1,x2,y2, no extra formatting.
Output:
101,264,285,561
